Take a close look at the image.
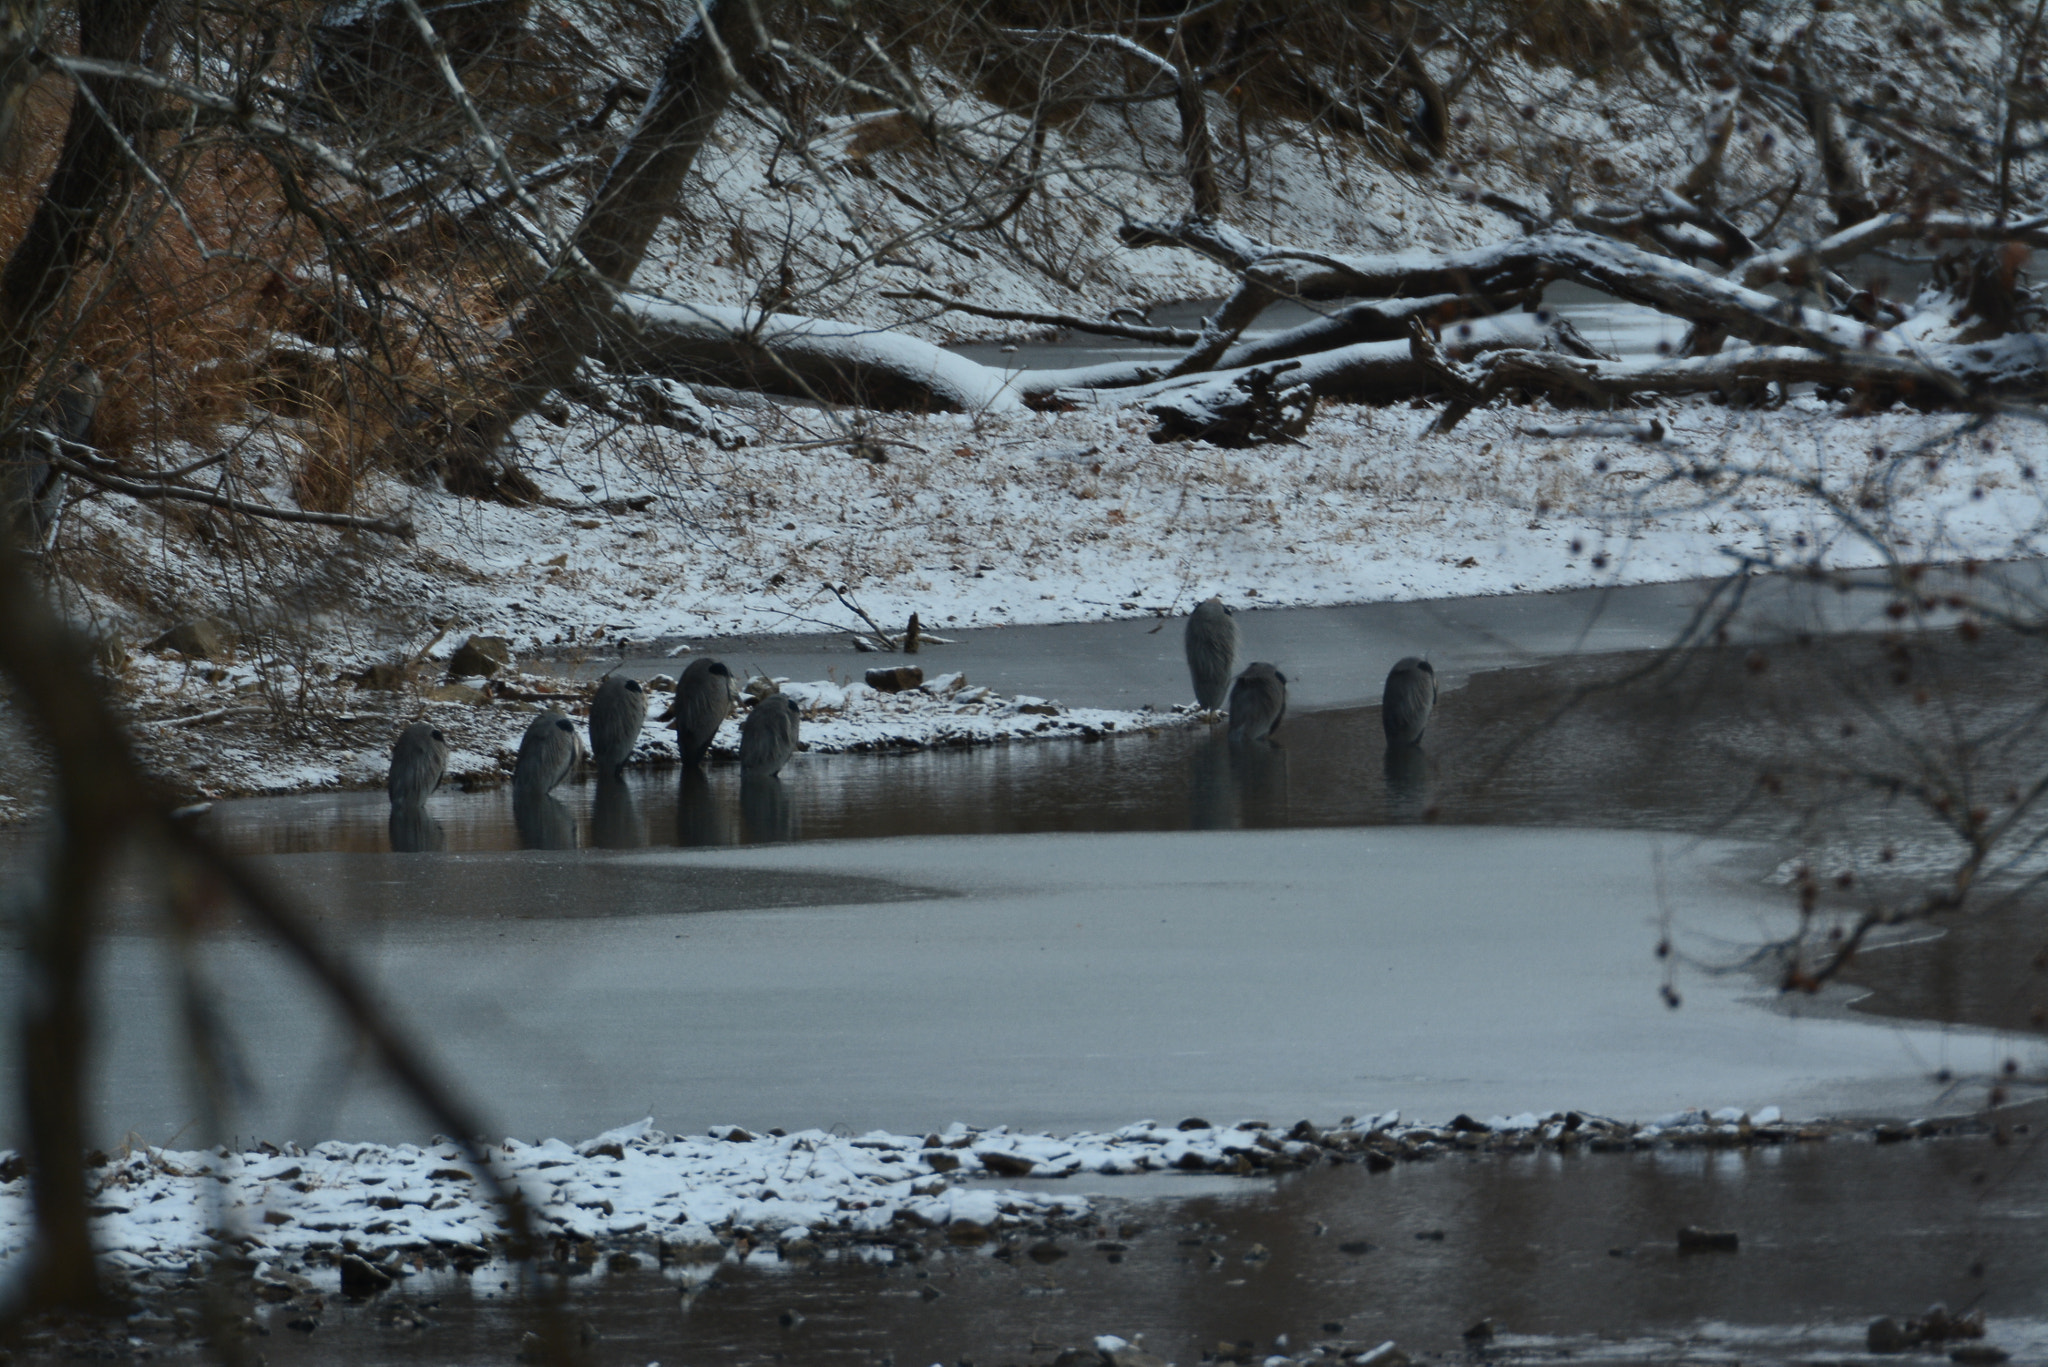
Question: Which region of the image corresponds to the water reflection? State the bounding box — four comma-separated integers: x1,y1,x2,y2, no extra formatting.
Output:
1383,743,1429,821
245,1133,2048,1367
1187,731,1237,829
1231,736,1289,823
739,773,797,843
203,633,2048,865
513,792,578,850
674,767,736,848
590,775,645,850
386,806,445,854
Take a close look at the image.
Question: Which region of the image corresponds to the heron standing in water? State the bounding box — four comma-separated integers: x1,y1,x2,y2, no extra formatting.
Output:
661,657,736,766
589,674,648,777
1381,657,1437,746
1184,596,1238,712
386,722,449,806
1227,662,1287,742
513,709,583,796
739,693,801,776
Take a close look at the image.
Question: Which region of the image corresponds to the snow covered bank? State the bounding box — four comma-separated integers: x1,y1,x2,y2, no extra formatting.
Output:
0,1107,1958,1284
60,393,2046,804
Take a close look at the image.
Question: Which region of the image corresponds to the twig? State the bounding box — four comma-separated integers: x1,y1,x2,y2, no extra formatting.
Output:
826,581,897,649
132,706,263,730
50,455,412,536
880,287,1197,346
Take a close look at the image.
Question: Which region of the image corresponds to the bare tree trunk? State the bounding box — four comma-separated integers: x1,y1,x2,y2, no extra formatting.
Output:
1791,61,1877,229
420,0,758,500
1166,25,1220,219
0,0,159,416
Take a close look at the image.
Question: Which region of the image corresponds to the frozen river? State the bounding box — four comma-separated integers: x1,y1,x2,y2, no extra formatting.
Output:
4,575,2048,1367
3,572,2045,1148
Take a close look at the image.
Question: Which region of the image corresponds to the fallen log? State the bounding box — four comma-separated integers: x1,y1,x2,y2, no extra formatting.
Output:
1118,217,1931,356
1430,332,2048,427
602,294,1024,413
1147,362,1316,446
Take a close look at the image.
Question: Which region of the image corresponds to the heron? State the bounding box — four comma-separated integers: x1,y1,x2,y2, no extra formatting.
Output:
1382,657,1437,746
386,721,449,806
660,657,736,766
1227,662,1287,742
589,674,648,777
739,693,801,776
1184,596,1238,712
513,709,583,796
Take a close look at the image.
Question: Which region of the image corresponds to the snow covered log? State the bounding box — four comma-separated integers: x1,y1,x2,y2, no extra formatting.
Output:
1116,217,1959,356
1145,362,1316,445
1443,333,2048,416
1055,338,1439,411
605,294,1024,413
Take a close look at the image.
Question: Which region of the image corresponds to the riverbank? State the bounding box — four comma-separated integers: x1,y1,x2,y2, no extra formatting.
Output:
3,1110,2041,1367
19,390,2032,808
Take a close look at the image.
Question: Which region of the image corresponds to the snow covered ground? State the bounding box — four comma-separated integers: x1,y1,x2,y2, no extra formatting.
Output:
0,1107,1886,1284
365,398,2048,649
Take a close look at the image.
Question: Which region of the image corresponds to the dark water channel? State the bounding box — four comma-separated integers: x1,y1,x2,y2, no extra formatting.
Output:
249,1132,2048,1367
202,627,2048,1040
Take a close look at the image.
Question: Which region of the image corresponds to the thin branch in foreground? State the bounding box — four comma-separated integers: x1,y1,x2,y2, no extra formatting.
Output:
51,455,413,537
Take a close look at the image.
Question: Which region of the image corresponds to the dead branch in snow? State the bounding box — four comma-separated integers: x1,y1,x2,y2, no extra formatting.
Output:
880,287,1199,346
49,453,414,536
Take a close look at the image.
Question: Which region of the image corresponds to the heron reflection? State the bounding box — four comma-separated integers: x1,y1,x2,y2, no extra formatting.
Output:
1188,730,1290,828
1382,742,1429,822
387,804,446,853
674,766,737,847
739,773,798,843
513,789,579,850
592,773,648,849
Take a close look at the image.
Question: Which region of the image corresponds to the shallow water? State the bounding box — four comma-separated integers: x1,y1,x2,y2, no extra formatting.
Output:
242,1131,2048,1367
7,594,2048,1359
198,625,2048,1042
4,621,2046,1150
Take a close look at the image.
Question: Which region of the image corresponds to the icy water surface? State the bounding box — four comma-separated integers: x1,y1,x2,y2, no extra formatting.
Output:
244,1134,2048,1367
201,625,2048,1042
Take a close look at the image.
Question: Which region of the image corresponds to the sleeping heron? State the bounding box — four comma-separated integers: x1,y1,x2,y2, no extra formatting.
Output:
739,693,801,776
589,674,648,777
660,657,736,766
1226,661,1287,742
1381,657,1437,746
386,721,449,806
512,708,583,796
1184,596,1238,712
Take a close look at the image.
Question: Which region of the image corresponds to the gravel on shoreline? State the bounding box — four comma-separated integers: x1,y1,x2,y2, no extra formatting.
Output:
0,1106,2005,1288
